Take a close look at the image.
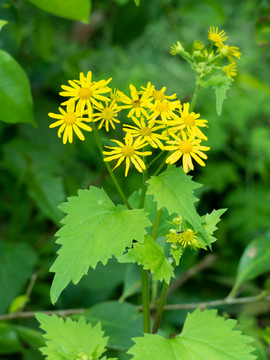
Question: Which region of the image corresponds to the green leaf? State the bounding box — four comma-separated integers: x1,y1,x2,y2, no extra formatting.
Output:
197,208,227,246
231,233,270,295
0,50,35,125
0,241,37,314
50,186,151,304
133,0,140,5
147,166,209,247
36,314,107,360
8,295,29,313
26,0,91,23
128,308,256,360
0,323,23,354
119,235,174,284
85,301,143,350
0,20,8,31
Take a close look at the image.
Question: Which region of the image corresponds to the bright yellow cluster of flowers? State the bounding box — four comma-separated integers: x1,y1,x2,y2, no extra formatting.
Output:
49,70,210,176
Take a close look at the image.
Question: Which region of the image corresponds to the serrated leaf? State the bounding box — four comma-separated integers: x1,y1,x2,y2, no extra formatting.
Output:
50,186,151,304
36,314,107,360
147,166,209,247
128,308,256,360
26,0,91,23
119,235,174,284
197,208,227,246
0,50,35,125
230,233,270,296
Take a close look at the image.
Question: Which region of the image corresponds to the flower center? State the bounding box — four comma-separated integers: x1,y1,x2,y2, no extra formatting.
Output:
156,102,169,113
183,114,196,126
140,127,151,137
78,87,92,100
182,231,194,243
179,140,193,154
122,145,134,157
64,112,77,125
132,99,141,108
102,108,114,120
153,90,165,101
210,34,220,42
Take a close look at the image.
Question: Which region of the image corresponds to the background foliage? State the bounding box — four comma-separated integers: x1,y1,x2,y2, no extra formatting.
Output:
0,0,270,359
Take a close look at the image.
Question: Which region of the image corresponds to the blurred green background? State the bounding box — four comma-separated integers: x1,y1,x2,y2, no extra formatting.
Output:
0,0,270,359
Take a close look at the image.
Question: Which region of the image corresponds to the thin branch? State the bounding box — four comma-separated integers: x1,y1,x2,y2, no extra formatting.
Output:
1,293,269,321
168,254,217,296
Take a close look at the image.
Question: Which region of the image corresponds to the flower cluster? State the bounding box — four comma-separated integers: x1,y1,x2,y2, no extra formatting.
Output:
171,26,241,81
49,72,210,175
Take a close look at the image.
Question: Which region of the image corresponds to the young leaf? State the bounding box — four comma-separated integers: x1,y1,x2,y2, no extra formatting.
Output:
50,186,151,304
133,0,140,5
36,314,107,360
230,233,270,296
0,50,35,125
26,0,91,23
147,166,209,247
196,208,227,246
119,235,174,284
128,308,256,360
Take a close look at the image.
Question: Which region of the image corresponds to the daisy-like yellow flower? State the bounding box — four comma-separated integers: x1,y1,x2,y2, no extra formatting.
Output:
216,43,241,63
92,100,121,132
170,41,185,55
208,26,228,44
179,229,200,249
59,71,112,117
49,102,92,144
148,99,180,125
165,131,210,173
103,132,152,177
146,85,177,103
118,83,153,118
223,62,237,80
123,116,167,149
166,229,181,244
167,102,208,140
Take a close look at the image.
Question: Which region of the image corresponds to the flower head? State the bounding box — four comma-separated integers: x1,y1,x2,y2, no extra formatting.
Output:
170,41,185,55
148,99,180,125
179,229,200,249
223,62,237,80
103,133,152,177
93,100,121,132
123,116,167,149
165,131,210,173
59,71,112,117
216,43,241,63
166,230,181,244
208,26,228,44
49,102,92,144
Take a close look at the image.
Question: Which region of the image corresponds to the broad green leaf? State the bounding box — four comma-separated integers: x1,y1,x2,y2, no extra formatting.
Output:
36,314,107,360
85,301,143,350
128,308,256,360
0,50,35,125
0,241,37,314
119,235,174,284
120,264,141,301
50,187,151,304
7,324,44,349
231,233,270,295
26,0,91,23
196,208,227,246
147,166,209,247
0,323,23,354
0,20,8,31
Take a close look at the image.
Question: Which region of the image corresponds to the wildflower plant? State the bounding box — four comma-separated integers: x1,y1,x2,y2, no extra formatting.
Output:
41,27,258,360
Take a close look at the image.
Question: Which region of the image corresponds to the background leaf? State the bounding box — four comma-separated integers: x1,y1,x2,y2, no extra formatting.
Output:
26,0,91,23
50,186,151,304
0,50,35,125
36,314,107,360
128,308,256,360
119,235,174,284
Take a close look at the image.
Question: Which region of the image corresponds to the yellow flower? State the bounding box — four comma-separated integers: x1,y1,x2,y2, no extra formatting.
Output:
216,43,241,63
166,230,181,244
170,41,184,55
59,71,112,117
193,40,205,50
179,229,200,249
167,102,208,140
208,26,228,44
165,131,210,173
49,102,92,144
118,83,153,118
103,133,152,177
223,62,237,80
123,116,167,149
92,100,121,132
149,86,177,103
148,99,180,125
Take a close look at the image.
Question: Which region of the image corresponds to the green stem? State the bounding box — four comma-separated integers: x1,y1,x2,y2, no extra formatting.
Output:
152,281,169,334
189,84,202,112
141,267,151,333
92,124,132,210
147,150,165,169
139,155,148,209
151,208,162,240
